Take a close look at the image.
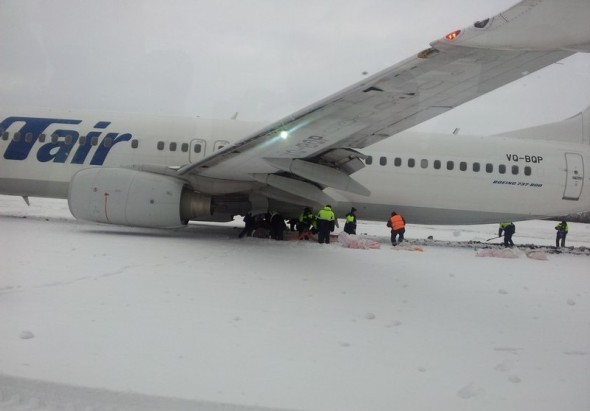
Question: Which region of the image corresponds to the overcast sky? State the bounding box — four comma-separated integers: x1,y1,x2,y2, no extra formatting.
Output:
1,0,590,135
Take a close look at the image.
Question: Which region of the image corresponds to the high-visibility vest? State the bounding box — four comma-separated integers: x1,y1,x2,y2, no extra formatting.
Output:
555,222,569,233
299,211,314,223
317,207,335,221
345,213,356,223
389,214,405,230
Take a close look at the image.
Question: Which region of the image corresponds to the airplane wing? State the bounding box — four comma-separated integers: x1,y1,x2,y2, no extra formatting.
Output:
177,0,590,204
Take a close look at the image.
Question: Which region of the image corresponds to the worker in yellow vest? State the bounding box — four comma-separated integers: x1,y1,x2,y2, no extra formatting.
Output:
316,205,336,244
297,207,315,240
343,207,358,235
498,222,515,248
555,220,569,248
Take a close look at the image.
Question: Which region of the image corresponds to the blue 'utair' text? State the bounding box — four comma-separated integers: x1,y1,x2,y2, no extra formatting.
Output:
1,116,132,165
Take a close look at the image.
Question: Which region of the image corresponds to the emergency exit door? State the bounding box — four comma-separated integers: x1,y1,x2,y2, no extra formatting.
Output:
563,153,584,200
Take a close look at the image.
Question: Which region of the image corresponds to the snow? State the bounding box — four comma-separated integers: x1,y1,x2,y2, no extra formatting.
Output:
1,195,589,411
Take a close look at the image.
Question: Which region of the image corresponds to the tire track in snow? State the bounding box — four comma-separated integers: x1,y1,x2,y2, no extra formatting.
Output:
0,374,298,411
0,265,136,296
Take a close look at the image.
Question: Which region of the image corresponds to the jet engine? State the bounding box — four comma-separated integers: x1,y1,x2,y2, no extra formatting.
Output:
68,168,211,228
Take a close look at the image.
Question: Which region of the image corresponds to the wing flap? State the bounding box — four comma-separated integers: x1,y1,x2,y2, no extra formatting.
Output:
265,158,370,196
251,173,334,205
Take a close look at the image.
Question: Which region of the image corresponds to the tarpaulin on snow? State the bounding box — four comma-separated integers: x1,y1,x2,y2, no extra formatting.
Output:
338,232,381,249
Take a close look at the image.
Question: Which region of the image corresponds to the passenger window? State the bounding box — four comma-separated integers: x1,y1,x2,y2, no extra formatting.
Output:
486,163,493,173
170,142,177,152
131,139,139,148
473,162,480,172
194,144,202,153
91,136,99,146
459,161,467,171
365,156,372,165
157,141,165,150
499,164,506,174
181,143,188,152
379,156,387,166
408,158,415,168
2,131,8,141
511,165,519,175
446,161,454,171
14,132,21,142
421,159,428,169
39,134,46,143
434,160,441,170
103,137,112,148
79,136,86,145
25,132,33,143
394,157,402,167
51,135,58,143
65,135,73,145
524,166,532,176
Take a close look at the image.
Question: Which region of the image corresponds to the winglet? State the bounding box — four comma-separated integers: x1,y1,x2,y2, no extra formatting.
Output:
435,0,590,52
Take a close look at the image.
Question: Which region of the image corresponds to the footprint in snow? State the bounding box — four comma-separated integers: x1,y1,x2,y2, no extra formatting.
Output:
456,383,485,399
20,331,35,339
495,359,515,372
508,375,522,383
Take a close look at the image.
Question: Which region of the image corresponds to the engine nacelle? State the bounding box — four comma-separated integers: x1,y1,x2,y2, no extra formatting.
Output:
68,168,211,228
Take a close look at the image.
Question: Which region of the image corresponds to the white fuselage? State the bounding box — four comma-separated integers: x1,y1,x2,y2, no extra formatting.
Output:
335,132,588,223
1,108,588,224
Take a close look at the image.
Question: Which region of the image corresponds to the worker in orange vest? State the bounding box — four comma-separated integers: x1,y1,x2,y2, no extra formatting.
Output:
387,211,406,246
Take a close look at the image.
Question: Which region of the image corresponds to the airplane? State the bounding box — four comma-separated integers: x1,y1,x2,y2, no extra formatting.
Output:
1,0,589,228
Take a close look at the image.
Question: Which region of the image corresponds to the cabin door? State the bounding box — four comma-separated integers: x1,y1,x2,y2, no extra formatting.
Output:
563,153,584,200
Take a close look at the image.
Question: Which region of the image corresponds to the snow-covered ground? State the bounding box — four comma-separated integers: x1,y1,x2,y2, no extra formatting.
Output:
1,195,589,411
